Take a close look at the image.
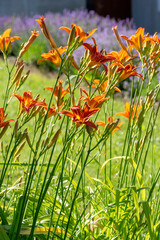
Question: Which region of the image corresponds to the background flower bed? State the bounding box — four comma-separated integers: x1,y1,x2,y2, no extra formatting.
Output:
0,9,135,69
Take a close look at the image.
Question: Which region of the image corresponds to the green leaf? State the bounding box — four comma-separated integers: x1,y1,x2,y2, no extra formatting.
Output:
0,206,8,225
131,187,140,222
142,201,155,240
0,227,10,240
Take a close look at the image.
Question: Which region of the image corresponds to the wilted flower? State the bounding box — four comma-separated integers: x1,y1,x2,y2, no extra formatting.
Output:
60,104,100,129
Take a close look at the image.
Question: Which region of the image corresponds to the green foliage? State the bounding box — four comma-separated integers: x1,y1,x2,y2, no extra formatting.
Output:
0,21,160,240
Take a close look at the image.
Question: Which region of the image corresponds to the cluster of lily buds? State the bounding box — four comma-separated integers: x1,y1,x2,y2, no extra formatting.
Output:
10,61,31,92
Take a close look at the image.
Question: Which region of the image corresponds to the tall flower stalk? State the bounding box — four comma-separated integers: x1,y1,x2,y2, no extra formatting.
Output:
0,18,159,240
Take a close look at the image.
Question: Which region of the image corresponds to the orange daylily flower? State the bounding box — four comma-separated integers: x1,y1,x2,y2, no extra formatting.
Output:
0,108,14,128
121,27,147,53
107,48,137,68
117,63,144,81
45,80,69,108
97,116,124,135
0,29,20,54
36,16,57,49
81,88,108,108
38,46,67,67
91,79,121,93
43,103,57,119
146,33,160,45
115,102,141,120
83,38,115,69
12,91,47,114
60,104,100,129
60,24,97,43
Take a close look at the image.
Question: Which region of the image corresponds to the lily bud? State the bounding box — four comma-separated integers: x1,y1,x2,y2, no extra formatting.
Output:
112,26,131,56
14,140,26,157
0,123,9,139
18,30,39,58
11,63,24,86
47,129,61,149
67,25,76,47
36,16,57,49
14,120,18,138
25,133,32,149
